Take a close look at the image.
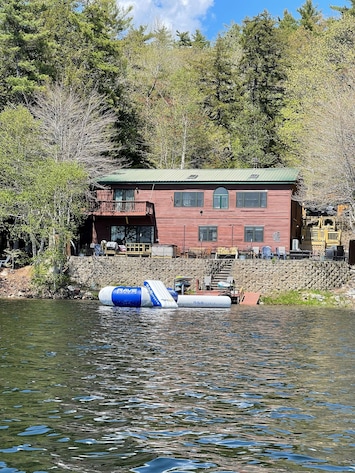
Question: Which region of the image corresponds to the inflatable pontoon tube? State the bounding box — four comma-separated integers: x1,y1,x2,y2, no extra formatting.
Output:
177,295,231,308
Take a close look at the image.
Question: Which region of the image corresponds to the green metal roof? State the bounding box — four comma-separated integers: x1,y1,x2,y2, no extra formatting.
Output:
97,168,299,185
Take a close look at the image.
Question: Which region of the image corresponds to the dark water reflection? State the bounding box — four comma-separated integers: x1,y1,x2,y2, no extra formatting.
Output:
0,299,354,473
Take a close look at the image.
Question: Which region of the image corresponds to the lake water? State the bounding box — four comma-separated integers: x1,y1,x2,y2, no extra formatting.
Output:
0,299,354,473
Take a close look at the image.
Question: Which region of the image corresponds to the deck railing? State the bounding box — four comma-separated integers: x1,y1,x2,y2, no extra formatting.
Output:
90,200,154,216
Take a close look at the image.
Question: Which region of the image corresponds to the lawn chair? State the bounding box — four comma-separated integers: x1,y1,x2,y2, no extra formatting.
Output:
252,246,260,258
204,275,212,290
0,255,11,268
334,245,345,261
261,246,273,259
276,246,286,260
227,276,235,289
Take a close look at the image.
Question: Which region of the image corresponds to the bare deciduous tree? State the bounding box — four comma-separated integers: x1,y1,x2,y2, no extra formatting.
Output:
301,73,355,228
32,83,123,182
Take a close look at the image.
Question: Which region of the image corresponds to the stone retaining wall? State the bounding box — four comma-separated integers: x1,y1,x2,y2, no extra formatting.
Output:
68,256,351,295
230,259,350,293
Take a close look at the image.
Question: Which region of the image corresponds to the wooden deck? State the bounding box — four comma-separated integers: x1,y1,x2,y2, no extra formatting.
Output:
193,289,260,305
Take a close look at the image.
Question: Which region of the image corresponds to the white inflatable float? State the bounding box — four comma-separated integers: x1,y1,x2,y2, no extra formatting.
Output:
99,280,231,309
177,294,231,308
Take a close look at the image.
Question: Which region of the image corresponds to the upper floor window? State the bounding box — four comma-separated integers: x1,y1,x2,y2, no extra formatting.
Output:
114,189,134,201
114,188,135,211
237,191,267,208
174,192,204,207
213,187,229,209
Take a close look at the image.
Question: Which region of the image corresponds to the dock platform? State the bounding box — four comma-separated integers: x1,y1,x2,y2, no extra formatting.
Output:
240,292,261,305
195,289,260,305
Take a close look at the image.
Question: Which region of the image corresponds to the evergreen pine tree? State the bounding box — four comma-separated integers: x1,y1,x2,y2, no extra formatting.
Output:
237,11,287,167
0,0,50,106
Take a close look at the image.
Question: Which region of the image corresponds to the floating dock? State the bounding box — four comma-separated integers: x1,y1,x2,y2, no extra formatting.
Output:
240,292,261,305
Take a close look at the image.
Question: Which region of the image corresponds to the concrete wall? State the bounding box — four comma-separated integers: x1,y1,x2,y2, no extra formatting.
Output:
68,256,351,295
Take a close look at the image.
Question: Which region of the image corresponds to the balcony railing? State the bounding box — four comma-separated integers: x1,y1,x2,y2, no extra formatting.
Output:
91,200,154,216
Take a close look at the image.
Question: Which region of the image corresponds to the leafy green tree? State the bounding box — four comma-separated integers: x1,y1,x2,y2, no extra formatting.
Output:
279,13,355,167
0,107,60,253
123,25,154,60
0,106,45,219
0,98,110,292
278,25,328,167
124,28,228,168
37,0,131,95
323,13,355,67
154,57,226,169
0,105,87,260
233,104,278,166
29,159,87,293
123,25,175,167
76,0,130,95
152,24,175,47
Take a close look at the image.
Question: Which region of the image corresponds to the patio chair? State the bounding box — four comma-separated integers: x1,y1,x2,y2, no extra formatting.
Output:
227,276,235,289
204,275,212,290
261,246,273,259
0,255,11,268
276,246,286,260
334,245,345,261
252,246,260,258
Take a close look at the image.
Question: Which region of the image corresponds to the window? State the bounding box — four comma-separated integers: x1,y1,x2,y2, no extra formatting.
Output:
236,191,267,208
213,187,229,209
244,226,264,242
114,188,135,211
199,226,217,242
174,192,204,207
111,225,154,244
114,188,134,201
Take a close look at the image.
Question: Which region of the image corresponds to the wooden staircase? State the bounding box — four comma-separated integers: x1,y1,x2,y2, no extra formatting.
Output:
210,260,234,290
208,260,260,304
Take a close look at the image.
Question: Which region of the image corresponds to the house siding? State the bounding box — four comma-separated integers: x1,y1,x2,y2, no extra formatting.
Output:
150,186,292,251
92,179,299,253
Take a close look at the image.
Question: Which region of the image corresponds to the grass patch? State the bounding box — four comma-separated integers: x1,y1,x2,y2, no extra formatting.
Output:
261,290,349,307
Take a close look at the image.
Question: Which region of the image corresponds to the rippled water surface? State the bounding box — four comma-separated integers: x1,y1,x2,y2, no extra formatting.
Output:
0,299,354,473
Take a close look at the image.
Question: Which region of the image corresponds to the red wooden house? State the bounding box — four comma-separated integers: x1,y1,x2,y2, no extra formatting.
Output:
87,168,302,255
